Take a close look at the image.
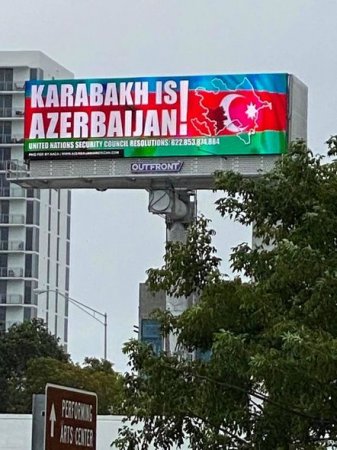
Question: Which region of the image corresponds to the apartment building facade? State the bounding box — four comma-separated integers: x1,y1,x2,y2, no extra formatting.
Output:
0,51,72,347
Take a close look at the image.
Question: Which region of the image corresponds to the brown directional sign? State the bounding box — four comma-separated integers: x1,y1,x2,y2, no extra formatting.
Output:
45,384,97,450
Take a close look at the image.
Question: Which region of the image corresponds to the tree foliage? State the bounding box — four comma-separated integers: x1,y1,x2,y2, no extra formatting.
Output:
114,140,337,449
0,318,69,413
147,215,221,298
25,356,124,414
0,319,123,414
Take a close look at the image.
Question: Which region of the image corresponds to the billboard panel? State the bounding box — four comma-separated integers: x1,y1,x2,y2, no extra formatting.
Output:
24,73,289,160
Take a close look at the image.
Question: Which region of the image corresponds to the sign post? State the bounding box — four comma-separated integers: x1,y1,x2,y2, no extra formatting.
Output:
44,384,97,450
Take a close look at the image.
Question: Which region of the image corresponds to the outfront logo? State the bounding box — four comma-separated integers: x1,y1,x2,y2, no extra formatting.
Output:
131,161,183,174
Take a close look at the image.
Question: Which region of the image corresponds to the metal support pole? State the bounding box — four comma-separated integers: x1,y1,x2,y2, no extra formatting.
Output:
148,188,197,355
31,394,45,450
34,289,108,361
165,220,189,354
104,312,107,360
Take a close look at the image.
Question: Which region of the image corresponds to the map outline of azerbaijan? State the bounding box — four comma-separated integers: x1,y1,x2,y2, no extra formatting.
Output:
191,77,272,144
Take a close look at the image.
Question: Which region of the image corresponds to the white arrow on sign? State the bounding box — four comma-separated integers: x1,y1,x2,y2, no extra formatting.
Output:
49,403,56,438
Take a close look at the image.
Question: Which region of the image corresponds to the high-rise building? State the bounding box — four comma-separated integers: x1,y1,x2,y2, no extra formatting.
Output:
138,283,165,354
0,51,73,347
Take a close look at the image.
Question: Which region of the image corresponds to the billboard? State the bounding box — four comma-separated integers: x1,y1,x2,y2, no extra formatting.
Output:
24,73,289,161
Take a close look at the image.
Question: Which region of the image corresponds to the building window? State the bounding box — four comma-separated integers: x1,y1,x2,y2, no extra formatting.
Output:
26,201,39,225
0,121,11,144
67,191,71,215
24,281,33,304
141,319,163,355
56,237,60,262
57,211,60,235
30,68,44,80
24,254,38,278
0,254,8,269
26,188,40,200
0,200,9,224
30,69,38,80
24,307,32,321
0,148,10,161
47,259,50,284
66,241,70,266
0,304,6,331
56,264,59,287
64,318,68,343
0,95,12,118
24,307,37,320
65,267,70,292
64,295,69,317
25,254,32,278
33,254,39,278
0,281,6,303
26,227,33,251
34,202,40,225
47,233,51,257
54,314,58,336
48,206,51,231
67,216,71,240
26,227,39,252
0,175,9,192
26,202,33,224
0,69,13,90
0,227,8,241
35,228,39,252
31,281,38,305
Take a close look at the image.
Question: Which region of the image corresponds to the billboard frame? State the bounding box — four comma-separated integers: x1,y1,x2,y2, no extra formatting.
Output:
10,73,307,191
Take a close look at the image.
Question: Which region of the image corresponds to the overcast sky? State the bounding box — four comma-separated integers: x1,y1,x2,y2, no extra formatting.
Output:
1,0,337,372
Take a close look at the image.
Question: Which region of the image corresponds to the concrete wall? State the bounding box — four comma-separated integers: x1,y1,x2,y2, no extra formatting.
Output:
0,414,190,449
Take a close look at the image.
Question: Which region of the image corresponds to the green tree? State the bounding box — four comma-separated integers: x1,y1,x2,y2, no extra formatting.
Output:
25,356,124,414
0,318,69,413
0,319,124,414
114,139,337,449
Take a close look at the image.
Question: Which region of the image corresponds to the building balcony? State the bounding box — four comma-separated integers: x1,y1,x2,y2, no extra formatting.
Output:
0,267,24,278
6,160,31,183
0,81,25,92
0,108,24,119
0,213,25,224
0,320,19,332
0,135,24,145
0,160,10,171
0,293,23,305
0,187,26,198
0,240,25,251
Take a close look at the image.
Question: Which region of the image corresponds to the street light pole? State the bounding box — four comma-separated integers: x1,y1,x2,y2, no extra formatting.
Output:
34,288,108,360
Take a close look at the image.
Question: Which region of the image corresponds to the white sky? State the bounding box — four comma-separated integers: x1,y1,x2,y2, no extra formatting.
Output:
1,0,337,371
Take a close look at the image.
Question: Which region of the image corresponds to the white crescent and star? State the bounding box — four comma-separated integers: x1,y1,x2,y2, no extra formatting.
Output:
220,94,248,133
221,95,260,134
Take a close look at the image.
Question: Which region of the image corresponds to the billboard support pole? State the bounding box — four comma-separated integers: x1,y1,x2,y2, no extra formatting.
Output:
148,188,197,354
